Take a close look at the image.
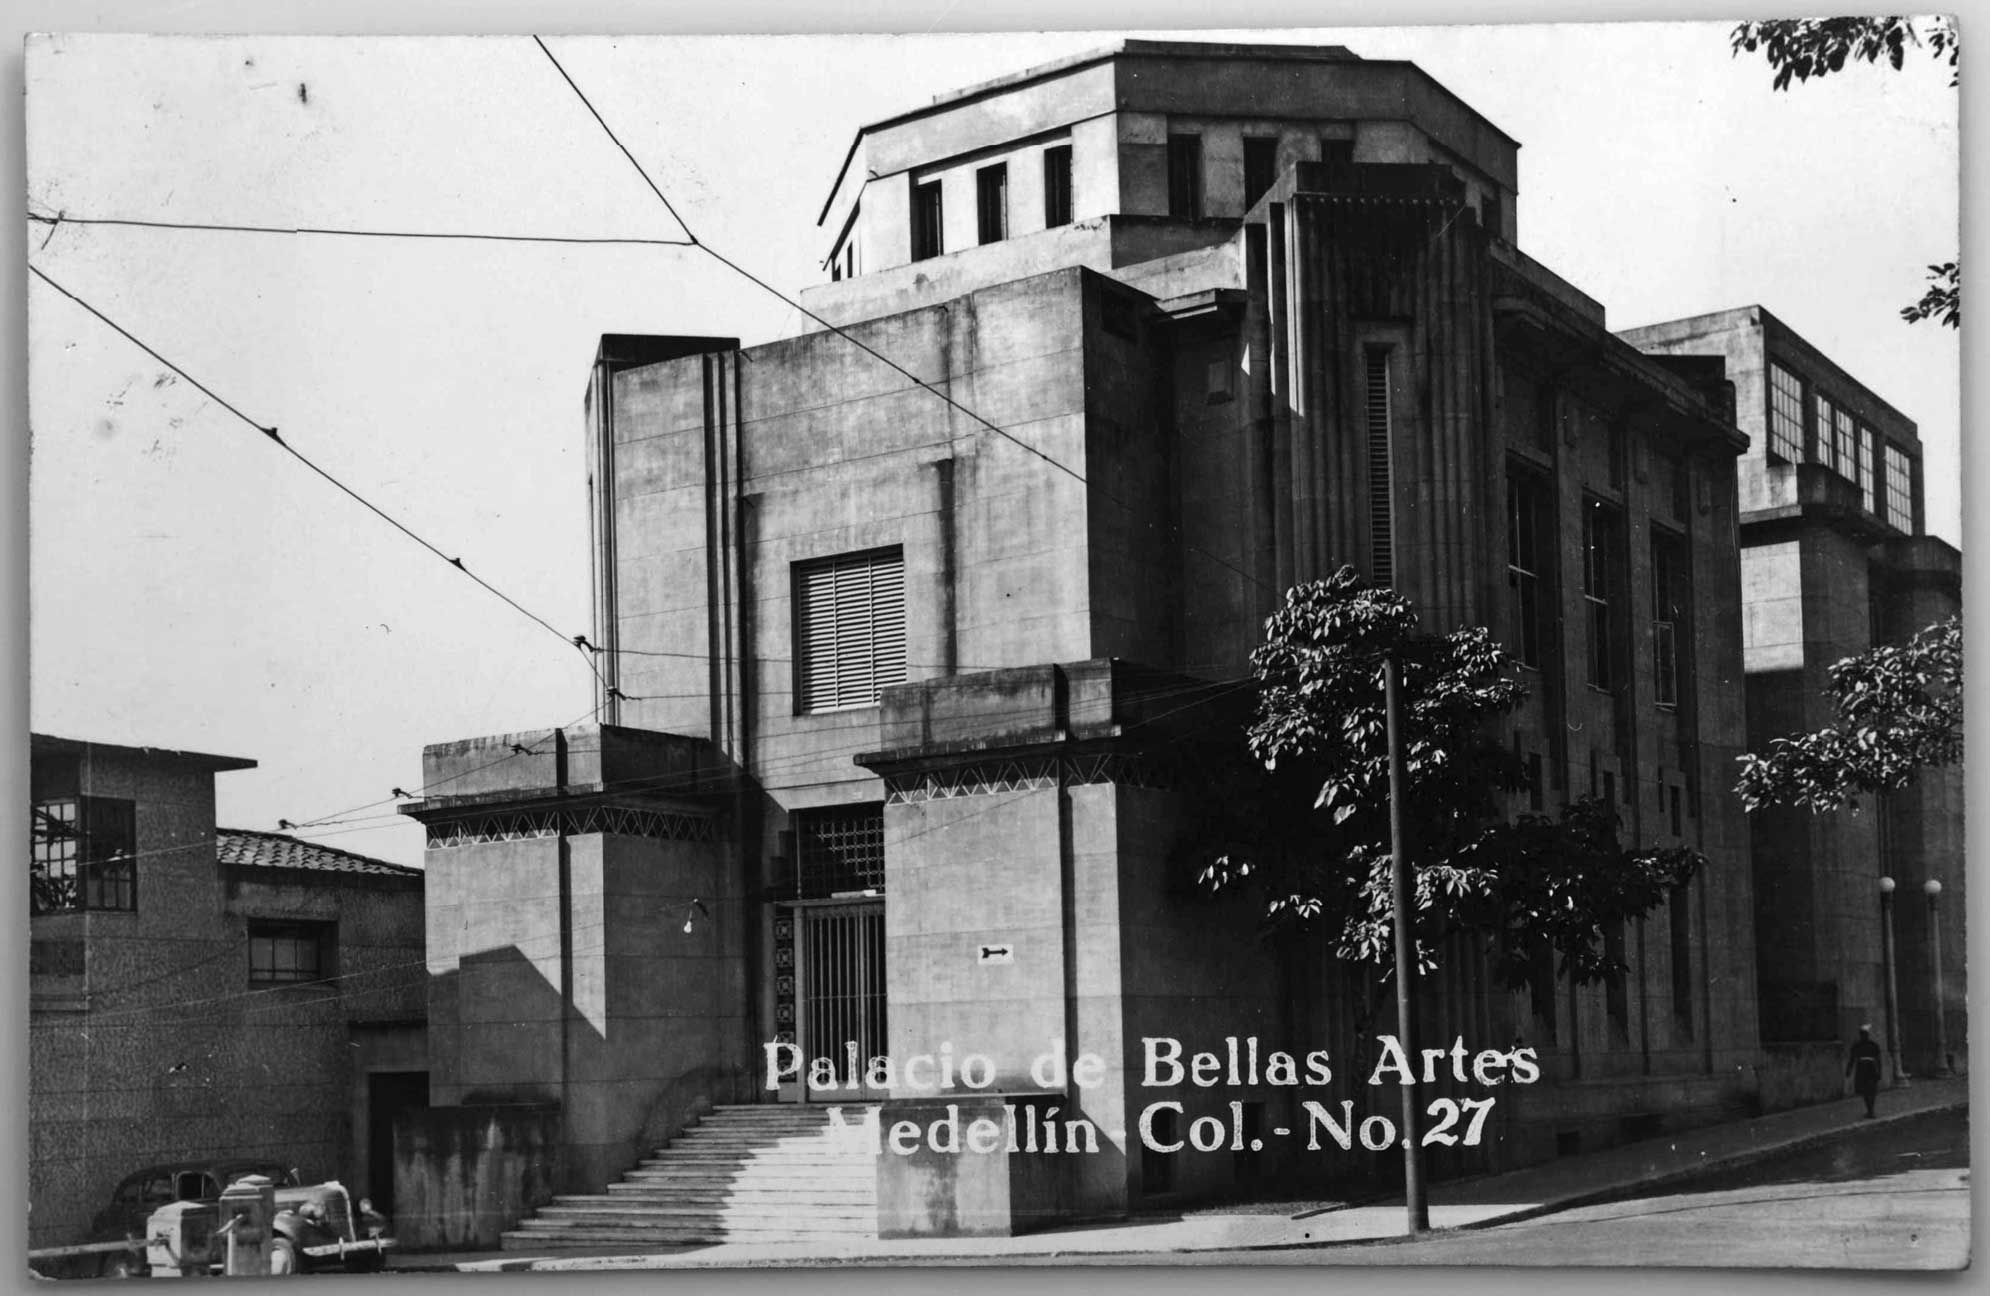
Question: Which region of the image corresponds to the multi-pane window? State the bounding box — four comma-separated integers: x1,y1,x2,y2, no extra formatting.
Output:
975,163,1008,245
1583,501,1625,691
794,805,886,897
1651,530,1688,708
248,920,332,985
1167,134,1203,219
1813,392,1838,471
1884,444,1914,530
1242,136,1279,208
910,180,944,262
1506,469,1551,667
796,548,907,713
1042,145,1073,228
1767,363,1804,463
1365,348,1396,589
1834,405,1857,479
1857,426,1877,513
30,796,136,915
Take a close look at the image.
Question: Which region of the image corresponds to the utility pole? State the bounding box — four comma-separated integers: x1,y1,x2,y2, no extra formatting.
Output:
1384,653,1430,1233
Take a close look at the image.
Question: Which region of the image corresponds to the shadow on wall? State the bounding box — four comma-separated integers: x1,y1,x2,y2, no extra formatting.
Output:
393,949,579,1252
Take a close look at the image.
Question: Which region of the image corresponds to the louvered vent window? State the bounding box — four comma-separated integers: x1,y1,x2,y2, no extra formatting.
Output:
796,548,907,713
1366,348,1395,589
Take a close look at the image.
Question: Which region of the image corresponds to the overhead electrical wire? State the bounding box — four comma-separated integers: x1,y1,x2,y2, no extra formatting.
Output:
27,209,694,248
528,35,1278,607
25,262,634,708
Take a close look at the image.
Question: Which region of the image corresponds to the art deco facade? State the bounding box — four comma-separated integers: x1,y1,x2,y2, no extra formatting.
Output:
408,41,1772,1233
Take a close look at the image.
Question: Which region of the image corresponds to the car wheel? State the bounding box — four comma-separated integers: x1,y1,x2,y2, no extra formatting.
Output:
100,1250,145,1279
268,1237,299,1276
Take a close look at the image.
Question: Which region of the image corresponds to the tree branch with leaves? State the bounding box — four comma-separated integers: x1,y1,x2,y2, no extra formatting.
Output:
1737,616,1962,813
1198,569,1705,996
1731,16,1960,327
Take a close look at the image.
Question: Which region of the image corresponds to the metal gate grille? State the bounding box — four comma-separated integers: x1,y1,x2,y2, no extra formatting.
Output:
800,903,887,1099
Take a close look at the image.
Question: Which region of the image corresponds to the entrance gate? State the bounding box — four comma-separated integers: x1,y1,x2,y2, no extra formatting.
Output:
797,901,887,1100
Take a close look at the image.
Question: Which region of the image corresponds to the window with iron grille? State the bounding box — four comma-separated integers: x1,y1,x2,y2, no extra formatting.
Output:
1884,443,1914,531
1651,529,1688,709
1813,392,1838,471
1042,145,1073,228
248,920,334,984
1857,426,1877,513
795,805,885,897
1366,348,1395,589
1506,468,1551,668
31,796,136,915
1167,134,1203,219
975,163,1008,245
1766,363,1804,463
910,179,944,261
1583,500,1624,691
795,548,906,713
1242,136,1279,208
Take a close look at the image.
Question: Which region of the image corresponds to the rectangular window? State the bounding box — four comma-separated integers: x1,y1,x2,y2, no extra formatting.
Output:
910,180,944,262
1167,134,1203,219
1366,348,1395,589
975,163,1008,245
31,796,136,915
1767,363,1804,463
1319,137,1354,168
1857,426,1877,513
1242,135,1279,208
1042,145,1073,228
1834,405,1857,479
794,805,886,898
1884,443,1914,530
1583,501,1625,691
1669,884,1693,1031
1507,469,1551,668
1813,392,1838,471
248,920,333,985
1651,530,1688,709
796,548,907,713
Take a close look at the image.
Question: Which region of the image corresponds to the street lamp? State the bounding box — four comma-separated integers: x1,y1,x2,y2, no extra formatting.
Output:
1878,878,1904,1085
1924,879,1949,1076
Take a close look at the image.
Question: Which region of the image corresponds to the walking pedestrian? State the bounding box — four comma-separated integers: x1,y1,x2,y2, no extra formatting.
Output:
1846,1024,1884,1118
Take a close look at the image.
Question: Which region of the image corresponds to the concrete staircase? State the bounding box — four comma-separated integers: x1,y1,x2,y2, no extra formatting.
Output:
501,1104,879,1250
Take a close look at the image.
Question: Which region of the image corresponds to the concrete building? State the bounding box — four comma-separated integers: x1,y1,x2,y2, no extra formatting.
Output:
408,41,1767,1237
1623,308,1965,1086
27,735,427,1250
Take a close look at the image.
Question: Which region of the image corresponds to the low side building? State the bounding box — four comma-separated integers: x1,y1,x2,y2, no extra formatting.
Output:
27,735,427,1250
1622,308,1966,1092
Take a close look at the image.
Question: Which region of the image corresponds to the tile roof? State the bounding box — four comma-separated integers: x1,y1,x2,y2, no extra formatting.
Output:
215,829,423,880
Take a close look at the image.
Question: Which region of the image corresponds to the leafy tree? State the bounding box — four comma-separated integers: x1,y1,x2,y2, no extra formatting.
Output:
1737,616,1962,813
1730,17,1960,327
1198,569,1704,996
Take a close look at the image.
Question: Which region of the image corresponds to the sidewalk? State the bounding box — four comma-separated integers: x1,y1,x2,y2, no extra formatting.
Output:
390,1077,1968,1271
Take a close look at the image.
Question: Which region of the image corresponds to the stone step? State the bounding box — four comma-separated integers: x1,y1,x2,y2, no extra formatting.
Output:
497,1234,871,1250
536,1204,876,1222
563,1191,876,1209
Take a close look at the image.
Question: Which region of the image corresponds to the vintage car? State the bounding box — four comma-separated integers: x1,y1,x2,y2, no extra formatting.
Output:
88,1159,392,1276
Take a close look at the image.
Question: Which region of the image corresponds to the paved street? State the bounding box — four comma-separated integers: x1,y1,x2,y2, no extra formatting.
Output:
1102,1107,1971,1270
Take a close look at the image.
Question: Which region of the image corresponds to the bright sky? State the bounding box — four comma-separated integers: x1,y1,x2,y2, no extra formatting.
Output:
24,21,1961,867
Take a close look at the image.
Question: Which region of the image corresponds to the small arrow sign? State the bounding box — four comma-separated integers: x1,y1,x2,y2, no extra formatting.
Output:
977,943,1015,964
